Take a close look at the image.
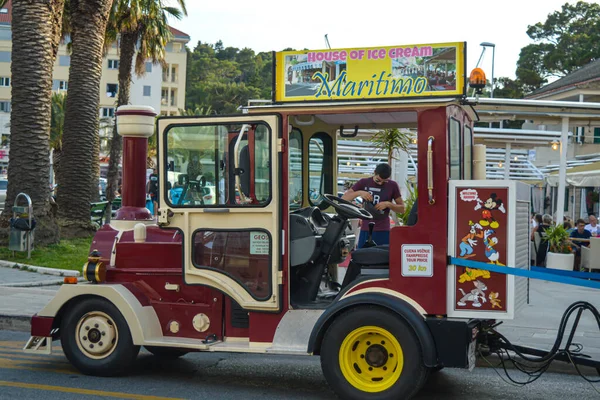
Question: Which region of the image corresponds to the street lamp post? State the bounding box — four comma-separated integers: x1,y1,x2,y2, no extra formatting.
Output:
480,42,495,98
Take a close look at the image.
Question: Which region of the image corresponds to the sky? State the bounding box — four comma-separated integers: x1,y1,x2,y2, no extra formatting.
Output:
169,0,593,80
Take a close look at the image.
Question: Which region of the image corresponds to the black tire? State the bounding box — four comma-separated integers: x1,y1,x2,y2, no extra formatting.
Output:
145,346,189,359
320,306,430,400
60,297,140,376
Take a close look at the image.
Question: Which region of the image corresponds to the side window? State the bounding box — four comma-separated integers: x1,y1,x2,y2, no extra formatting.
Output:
165,123,271,207
289,129,303,209
449,118,461,180
308,132,333,207
254,125,270,203
193,230,271,300
464,125,473,180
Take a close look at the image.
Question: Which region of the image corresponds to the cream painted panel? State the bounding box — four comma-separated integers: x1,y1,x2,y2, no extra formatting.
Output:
37,284,162,345
158,115,281,311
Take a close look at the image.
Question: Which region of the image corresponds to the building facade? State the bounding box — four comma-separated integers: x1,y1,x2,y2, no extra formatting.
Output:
0,0,190,161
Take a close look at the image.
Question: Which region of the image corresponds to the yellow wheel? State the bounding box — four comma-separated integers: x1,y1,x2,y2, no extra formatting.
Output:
339,326,403,392
321,307,429,400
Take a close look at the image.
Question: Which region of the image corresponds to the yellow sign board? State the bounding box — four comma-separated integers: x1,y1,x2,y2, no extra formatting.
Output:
274,42,465,103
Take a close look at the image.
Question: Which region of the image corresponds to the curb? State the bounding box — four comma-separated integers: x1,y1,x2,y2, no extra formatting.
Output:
0,278,86,288
0,260,80,277
0,314,30,332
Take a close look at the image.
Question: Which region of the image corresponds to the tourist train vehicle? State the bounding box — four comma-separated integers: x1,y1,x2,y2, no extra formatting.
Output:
24,42,544,399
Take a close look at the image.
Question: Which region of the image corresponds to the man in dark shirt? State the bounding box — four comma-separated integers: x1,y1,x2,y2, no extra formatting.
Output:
570,218,591,270
342,163,404,247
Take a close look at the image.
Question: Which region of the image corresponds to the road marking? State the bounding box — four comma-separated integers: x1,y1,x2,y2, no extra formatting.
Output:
0,380,184,400
0,341,28,348
0,347,65,357
0,360,77,374
0,353,71,364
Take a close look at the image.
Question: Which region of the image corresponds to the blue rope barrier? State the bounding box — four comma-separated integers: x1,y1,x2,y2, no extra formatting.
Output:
449,257,600,290
530,265,600,280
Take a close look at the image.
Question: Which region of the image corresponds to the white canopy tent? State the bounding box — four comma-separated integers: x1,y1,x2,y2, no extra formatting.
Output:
546,165,600,188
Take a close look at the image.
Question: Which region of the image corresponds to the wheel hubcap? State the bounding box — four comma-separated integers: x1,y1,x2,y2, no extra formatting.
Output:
339,326,404,393
75,311,118,359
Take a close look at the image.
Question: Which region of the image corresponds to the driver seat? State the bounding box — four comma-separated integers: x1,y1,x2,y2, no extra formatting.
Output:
341,245,390,288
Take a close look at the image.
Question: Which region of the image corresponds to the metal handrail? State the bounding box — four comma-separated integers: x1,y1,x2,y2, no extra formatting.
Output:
427,136,435,205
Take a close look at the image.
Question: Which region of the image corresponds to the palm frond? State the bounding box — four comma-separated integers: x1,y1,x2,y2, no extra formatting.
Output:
370,128,413,160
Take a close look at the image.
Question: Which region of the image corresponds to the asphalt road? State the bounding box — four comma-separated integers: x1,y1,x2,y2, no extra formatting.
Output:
0,330,598,400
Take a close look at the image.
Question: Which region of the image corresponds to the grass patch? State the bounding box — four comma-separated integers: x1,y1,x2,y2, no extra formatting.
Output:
0,236,93,271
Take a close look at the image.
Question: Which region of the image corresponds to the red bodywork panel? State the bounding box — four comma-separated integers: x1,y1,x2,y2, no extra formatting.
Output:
101,226,224,341
348,106,472,315
31,315,54,337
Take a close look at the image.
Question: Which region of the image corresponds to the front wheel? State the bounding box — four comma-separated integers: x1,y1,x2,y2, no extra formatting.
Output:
60,298,140,376
320,306,430,400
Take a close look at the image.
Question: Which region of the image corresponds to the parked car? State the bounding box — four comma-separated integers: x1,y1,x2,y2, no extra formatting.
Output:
98,178,107,200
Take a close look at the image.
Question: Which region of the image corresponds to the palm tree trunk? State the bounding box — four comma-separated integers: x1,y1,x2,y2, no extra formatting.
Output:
1,0,65,246
106,31,137,203
57,0,112,238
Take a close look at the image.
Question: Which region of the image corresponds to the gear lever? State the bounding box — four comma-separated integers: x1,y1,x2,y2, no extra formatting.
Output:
363,222,377,248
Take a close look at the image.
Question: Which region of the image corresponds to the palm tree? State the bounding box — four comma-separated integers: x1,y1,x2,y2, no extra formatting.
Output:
2,0,65,245
50,92,67,190
56,0,113,238
104,0,187,203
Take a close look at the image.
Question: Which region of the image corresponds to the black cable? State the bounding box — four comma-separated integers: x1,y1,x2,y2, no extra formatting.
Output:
481,301,600,388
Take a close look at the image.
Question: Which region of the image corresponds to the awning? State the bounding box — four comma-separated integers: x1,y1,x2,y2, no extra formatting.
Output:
546,169,600,187
291,62,323,71
546,160,600,187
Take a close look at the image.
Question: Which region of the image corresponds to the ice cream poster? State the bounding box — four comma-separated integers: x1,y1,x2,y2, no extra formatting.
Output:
454,187,508,312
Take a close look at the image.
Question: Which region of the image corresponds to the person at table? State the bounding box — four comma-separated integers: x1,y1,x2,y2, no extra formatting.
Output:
531,214,543,241
570,218,592,271
584,214,600,236
535,214,553,267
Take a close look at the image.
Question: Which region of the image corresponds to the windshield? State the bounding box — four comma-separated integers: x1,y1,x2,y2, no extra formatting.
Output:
0,180,7,190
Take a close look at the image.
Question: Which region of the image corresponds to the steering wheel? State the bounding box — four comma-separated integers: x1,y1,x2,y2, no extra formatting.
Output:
321,194,373,220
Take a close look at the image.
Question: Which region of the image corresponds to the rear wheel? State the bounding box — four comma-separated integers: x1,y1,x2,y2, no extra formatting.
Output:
145,346,189,359
320,306,429,400
60,298,140,376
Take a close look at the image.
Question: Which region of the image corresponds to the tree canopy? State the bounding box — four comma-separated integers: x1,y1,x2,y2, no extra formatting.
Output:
185,41,273,114
516,1,600,92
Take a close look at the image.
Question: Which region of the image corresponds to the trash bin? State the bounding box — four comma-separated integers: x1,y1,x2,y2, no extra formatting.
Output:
9,193,34,258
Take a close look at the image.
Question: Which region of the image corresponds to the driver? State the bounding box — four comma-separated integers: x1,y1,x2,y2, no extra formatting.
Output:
342,163,404,247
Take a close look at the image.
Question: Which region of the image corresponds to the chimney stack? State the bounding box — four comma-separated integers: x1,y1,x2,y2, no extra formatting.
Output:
114,105,156,221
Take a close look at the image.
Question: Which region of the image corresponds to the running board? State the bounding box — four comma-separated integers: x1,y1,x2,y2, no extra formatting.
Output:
23,336,52,355
142,336,222,350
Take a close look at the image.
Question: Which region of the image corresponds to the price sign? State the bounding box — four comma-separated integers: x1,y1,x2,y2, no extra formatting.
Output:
401,245,433,277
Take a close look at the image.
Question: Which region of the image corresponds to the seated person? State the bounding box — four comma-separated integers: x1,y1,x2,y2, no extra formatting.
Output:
570,218,592,270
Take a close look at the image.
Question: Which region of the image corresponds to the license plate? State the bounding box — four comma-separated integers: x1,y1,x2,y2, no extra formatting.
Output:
467,341,477,371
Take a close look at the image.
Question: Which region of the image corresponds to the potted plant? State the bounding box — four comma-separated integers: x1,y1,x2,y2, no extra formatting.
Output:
542,224,574,271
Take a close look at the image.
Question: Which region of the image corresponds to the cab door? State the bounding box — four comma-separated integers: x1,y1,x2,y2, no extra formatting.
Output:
157,115,281,311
